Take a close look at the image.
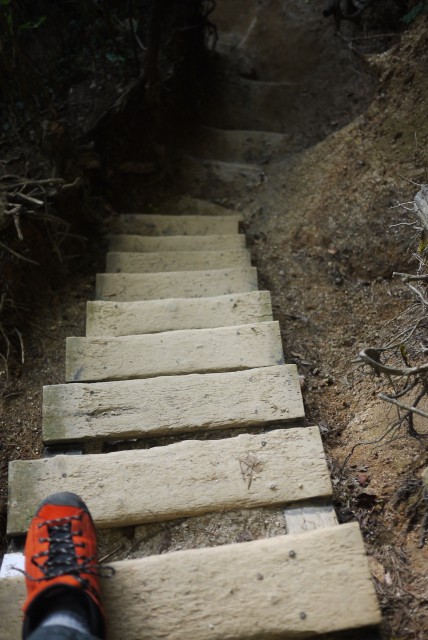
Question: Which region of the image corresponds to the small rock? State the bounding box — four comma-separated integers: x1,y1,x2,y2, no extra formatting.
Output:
357,473,370,487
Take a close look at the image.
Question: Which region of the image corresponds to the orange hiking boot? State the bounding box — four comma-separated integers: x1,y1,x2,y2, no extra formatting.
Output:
22,492,113,639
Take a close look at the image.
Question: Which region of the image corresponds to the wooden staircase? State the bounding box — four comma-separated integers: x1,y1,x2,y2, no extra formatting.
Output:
0,206,381,638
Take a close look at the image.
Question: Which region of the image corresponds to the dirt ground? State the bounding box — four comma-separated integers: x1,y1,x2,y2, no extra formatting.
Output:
1,2,428,638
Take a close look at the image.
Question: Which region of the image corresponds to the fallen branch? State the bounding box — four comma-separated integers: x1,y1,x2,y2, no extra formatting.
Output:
0,177,65,189
407,283,428,308
393,272,428,283
378,393,428,421
0,240,39,265
12,209,23,241
383,380,418,400
357,348,428,377
414,184,428,232
14,327,24,364
12,192,44,206
347,184,428,466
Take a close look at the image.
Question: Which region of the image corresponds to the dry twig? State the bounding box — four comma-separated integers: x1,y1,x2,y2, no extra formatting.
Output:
347,185,428,457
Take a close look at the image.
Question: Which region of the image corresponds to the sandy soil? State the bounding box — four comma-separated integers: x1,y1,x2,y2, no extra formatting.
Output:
1,2,427,638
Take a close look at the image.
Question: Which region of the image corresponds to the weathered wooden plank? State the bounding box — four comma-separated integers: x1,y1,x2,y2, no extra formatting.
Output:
108,233,246,253
96,267,258,301
0,578,23,637
116,214,243,236
86,291,273,336
106,250,251,273
161,195,240,216
285,503,339,535
8,428,331,535
0,523,381,638
43,365,304,443
66,322,283,383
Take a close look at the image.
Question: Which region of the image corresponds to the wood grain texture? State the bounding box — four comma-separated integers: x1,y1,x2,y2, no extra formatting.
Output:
66,321,284,382
108,233,246,253
43,365,304,443
105,249,251,273
86,291,273,336
116,214,243,236
8,427,331,534
0,523,381,639
96,267,258,301
285,503,339,535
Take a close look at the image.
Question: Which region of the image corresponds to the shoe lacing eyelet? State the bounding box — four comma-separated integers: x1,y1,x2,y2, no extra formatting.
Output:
22,514,115,584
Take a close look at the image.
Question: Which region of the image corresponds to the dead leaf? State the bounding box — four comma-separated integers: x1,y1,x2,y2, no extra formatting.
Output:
368,556,385,583
239,453,263,489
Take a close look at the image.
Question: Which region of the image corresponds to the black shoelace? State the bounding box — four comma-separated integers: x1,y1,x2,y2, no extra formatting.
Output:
22,515,115,588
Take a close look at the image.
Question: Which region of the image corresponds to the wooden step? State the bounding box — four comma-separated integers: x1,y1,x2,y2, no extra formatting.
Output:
66,322,284,382
43,365,304,443
178,126,290,164
96,267,258,301
202,76,297,133
8,427,331,534
86,291,273,336
108,233,246,253
0,523,381,639
178,155,263,193
106,249,251,273
0,523,381,640
115,214,243,236
161,195,240,216
284,503,339,535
